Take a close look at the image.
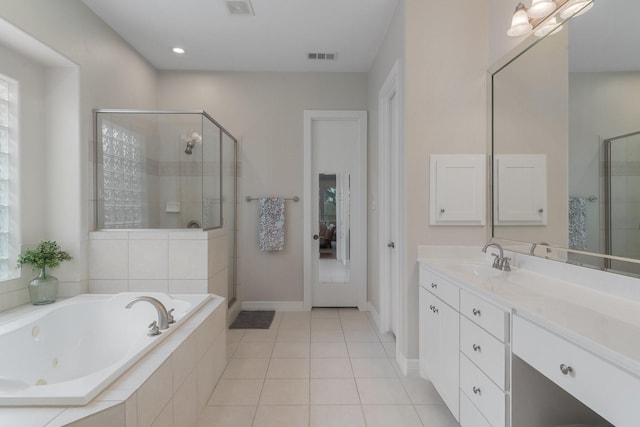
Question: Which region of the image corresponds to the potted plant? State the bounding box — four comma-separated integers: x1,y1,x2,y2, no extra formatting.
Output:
16,241,72,305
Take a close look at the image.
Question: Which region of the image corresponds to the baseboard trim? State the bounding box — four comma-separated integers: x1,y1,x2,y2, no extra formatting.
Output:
368,301,382,331
396,351,420,377
241,301,306,311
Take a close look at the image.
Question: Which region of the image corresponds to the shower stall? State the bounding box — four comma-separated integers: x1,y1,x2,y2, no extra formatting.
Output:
94,110,238,303
604,130,640,274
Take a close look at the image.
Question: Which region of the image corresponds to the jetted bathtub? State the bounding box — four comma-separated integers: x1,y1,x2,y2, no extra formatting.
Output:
0,292,212,406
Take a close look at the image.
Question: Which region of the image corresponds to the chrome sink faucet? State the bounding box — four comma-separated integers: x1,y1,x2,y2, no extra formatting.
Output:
481,241,511,272
125,296,173,332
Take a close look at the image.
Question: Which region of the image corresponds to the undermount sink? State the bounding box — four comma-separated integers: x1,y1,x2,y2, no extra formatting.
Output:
450,263,506,278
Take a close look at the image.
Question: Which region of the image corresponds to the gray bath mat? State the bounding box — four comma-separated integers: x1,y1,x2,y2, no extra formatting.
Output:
230,310,276,329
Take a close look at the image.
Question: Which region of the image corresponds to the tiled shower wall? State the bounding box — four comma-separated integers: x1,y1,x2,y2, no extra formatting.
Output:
89,229,228,298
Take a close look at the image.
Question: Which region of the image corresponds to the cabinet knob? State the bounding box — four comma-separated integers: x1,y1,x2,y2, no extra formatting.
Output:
472,386,481,395
472,308,481,316
440,208,445,214
431,283,437,289
538,208,544,214
559,364,573,375
472,344,481,352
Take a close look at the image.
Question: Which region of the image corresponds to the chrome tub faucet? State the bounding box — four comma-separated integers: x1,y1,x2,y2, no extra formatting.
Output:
125,296,173,332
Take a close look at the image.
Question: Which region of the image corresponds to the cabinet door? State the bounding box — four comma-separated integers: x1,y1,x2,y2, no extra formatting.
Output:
430,154,486,225
420,289,440,383
494,154,547,225
436,299,460,421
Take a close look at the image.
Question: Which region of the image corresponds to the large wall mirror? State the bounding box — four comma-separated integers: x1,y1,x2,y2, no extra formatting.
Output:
492,0,640,276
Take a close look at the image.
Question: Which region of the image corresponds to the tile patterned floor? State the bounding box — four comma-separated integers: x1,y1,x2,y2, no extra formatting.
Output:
197,309,460,427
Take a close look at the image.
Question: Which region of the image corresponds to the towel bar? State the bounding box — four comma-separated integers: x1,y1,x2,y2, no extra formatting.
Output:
245,196,300,202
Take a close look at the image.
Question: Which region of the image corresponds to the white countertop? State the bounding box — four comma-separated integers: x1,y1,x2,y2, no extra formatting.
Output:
418,251,640,377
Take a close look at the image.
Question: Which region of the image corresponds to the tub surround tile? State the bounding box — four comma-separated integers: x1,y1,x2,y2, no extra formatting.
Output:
89,239,128,279
129,231,169,240
197,333,227,411
0,408,64,427
89,279,128,294
129,279,169,293
168,239,207,280
168,279,207,294
149,401,172,427
55,402,125,427
125,394,138,427
129,240,168,280
170,332,198,393
136,359,173,427
168,230,209,240
172,370,198,427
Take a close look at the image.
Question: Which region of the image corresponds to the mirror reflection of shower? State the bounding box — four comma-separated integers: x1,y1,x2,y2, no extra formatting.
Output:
184,131,202,155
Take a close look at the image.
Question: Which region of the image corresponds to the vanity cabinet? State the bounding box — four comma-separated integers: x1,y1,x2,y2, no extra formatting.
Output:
419,271,460,421
419,264,510,427
513,315,640,426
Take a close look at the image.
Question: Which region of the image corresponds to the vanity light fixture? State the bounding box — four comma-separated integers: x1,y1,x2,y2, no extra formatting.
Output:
172,47,186,54
527,0,556,18
559,0,593,19
534,16,563,37
507,3,533,37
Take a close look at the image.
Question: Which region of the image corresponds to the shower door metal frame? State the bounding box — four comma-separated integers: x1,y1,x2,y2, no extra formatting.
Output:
603,130,640,270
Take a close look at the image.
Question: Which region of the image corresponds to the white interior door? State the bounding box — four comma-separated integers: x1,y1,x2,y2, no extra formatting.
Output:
303,110,367,309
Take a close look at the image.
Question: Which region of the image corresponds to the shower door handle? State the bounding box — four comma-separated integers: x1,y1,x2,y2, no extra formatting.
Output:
313,234,319,240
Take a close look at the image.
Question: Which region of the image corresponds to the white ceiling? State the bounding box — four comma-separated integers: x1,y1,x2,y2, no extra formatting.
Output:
82,0,399,72
569,0,640,72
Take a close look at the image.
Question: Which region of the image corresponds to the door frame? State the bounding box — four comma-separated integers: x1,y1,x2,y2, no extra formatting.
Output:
378,61,405,346
303,110,368,310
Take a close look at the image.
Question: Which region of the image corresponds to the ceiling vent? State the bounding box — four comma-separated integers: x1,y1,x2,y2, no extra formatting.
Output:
225,0,255,15
307,52,338,61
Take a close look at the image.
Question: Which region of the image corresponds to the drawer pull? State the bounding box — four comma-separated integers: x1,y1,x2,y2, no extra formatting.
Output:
472,344,481,352
429,305,435,311
472,308,481,316
559,364,573,375
433,307,439,314
472,386,481,395
431,283,437,289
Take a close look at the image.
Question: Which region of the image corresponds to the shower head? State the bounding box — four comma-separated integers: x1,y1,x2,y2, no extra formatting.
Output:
183,132,202,155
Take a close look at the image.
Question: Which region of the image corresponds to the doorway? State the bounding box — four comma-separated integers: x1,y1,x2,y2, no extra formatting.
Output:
303,110,367,309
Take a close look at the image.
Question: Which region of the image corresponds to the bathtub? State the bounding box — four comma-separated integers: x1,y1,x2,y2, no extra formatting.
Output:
0,292,212,406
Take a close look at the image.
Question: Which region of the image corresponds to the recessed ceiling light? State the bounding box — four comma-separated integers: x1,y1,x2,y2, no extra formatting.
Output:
172,47,186,55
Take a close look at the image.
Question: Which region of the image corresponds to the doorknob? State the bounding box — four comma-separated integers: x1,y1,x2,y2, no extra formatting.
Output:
387,242,395,248
313,234,319,240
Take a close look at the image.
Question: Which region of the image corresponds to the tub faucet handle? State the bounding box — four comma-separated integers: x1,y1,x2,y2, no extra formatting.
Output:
147,321,161,336
167,308,176,324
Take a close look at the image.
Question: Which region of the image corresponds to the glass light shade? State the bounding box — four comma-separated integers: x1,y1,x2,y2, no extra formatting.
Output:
560,0,593,19
507,3,533,37
534,16,563,37
528,0,556,18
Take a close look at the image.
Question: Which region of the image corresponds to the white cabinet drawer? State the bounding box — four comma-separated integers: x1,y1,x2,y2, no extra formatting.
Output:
460,392,493,427
460,316,507,390
513,315,640,427
460,290,507,341
460,354,506,427
419,265,460,310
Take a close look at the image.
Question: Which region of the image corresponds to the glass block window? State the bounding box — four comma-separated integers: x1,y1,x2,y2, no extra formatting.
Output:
0,75,16,280
101,120,143,228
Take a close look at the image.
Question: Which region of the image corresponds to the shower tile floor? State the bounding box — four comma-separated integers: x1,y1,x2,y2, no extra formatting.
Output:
197,309,460,427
